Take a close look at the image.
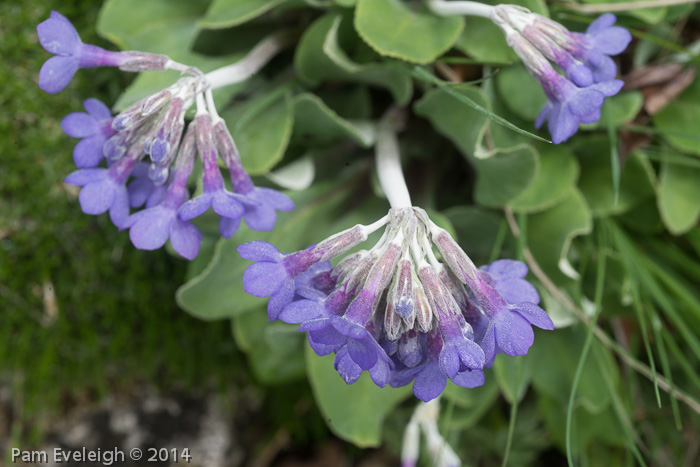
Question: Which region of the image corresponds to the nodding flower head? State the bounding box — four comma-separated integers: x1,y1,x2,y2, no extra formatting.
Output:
37,11,170,94
49,14,295,259
239,207,554,401
490,6,630,143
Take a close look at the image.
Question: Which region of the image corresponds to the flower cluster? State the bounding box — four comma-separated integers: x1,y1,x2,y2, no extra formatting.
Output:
239,207,554,401
38,11,293,259
491,7,631,143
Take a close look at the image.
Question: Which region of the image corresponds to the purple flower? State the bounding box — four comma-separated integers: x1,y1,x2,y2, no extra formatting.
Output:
64,167,130,228
126,163,167,209
38,11,129,93
238,242,323,320
213,120,294,231
467,263,554,365
178,114,244,238
535,72,623,144
61,98,116,168
480,260,540,305
391,330,484,402
571,14,632,84
123,136,201,260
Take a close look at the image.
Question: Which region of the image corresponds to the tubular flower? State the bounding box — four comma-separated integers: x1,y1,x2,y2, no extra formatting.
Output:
490,6,630,143
45,11,294,259
239,207,554,401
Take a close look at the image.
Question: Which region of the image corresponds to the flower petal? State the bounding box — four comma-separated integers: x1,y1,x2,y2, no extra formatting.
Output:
128,207,172,250
413,361,447,402
39,55,78,94
237,241,282,262
169,219,202,260
494,311,535,356
61,112,98,138
37,11,81,55
514,302,554,330
78,180,115,215
73,136,105,168
242,262,287,297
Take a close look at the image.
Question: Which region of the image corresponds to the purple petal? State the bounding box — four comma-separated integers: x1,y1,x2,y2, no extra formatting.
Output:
127,177,153,208
439,345,460,379
494,311,535,356
369,359,390,387
213,191,244,219
485,259,528,280
237,241,282,262
458,339,486,369
591,79,624,97
347,337,378,370
83,98,112,120
268,278,295,321
308,326,345,345
591,57,617,84
243,203,277,231
128,207,173,250
37,11,81,55
480,322,496,364
569,89,604,117
308,332,337,356
279,299,324,324
218,216,241,239
242,262,287,297
39,55,78,94
254,187,295,211
109,187,130,227
73,136,105,168
535,102,551,130
497,278,540,305
587,13,617,34
170,219,202,260
78,180,115,215
334,348,362,384
64,168,106,186
452,369,485,389
413,361,447,402
514,302,554,330
178,194,212,221
62,112,99,138
593,27,631,56
548,103,578,144
299,318,332,332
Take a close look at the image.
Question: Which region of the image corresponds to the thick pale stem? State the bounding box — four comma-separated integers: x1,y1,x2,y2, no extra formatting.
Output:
204,31,294,90
426,0,495,18
376,109,412,209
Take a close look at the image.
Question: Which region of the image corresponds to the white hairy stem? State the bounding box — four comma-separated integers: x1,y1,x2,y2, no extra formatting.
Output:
426,0,495,18
376,109,412,209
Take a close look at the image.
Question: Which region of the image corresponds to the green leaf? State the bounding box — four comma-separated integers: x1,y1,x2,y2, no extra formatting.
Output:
292,93,376,147
176,181,354,320
657,160,700,234
527,188,592,282
653,74,700,156
493,353,534,404
232,310,306,383
509,144,579,213
455,0,547,63
471,145,539,208
414,85,489,158
581,0,667,24
199,0,288,29
294,14,413,105
576,138,656,217
496,64,548,121
354,0,463,64
221,92,294,175
305,345,411,447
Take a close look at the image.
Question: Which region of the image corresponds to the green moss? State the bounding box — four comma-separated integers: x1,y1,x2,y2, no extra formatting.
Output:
0,0,246,435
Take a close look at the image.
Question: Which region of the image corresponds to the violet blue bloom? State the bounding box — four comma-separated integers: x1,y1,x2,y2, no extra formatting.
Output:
63,149,140,228
214,120,294,231
334,344,392,387
123,130,201,260
480,259,540,305
177,115,244,238
38,11,129,94
238,241,323,320
391,330,484,402
126,163,167,209
535,71,623,144
570,14,632,84
61,98,116,168
467,266,554,366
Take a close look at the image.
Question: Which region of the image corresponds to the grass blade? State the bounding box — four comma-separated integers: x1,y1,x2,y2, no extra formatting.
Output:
409,66,551,144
